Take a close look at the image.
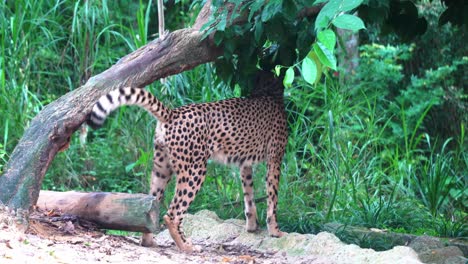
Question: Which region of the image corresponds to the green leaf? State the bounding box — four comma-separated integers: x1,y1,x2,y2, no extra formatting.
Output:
218,10,228,31
224,40,236,59
261,0,282,22
125,162,136,173
213,31,224,46
281,0,298,21
307,51,323,82
340,0,363,12
332,14,366,32
275,65,281,76
248,1,264,21
200,18,216,40
231,24,249,36
302,57,317,85
315,0,340,31
313,42,337,70
317,29,336,52
315,0,365,31
283,67,295,87
254,22,263,43
228,1,242,24
313,0,328,4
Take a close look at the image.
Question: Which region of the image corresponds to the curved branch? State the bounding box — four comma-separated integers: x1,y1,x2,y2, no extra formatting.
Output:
0,1,220,214
0,0,324,224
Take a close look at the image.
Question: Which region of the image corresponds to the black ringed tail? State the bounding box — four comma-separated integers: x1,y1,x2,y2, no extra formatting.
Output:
87,87,171,128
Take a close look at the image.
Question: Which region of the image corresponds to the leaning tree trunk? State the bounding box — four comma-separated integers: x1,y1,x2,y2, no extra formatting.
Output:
0,1,220,222
0,1,324,228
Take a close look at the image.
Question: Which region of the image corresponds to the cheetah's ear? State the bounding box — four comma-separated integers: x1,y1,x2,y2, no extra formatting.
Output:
250,70,284,97
255,70,282,87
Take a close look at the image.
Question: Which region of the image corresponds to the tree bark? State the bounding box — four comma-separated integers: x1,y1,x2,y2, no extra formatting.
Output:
0,0,324,227
36,191,159,233
0,0,219,216
336,27,359,82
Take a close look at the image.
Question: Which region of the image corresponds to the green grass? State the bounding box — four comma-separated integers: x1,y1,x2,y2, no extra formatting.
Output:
1,0,466,248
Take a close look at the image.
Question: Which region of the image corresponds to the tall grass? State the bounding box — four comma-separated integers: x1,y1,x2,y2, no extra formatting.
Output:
277,73,466,238
1,0,466,243
0,0,138,162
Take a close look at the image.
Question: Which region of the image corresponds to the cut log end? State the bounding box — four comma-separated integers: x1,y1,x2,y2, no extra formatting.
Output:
36,191,160,233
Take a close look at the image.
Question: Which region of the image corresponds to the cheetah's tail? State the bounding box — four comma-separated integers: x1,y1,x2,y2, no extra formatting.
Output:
87,87,172,128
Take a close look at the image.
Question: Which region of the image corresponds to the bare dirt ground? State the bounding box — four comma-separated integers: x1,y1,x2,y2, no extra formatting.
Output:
0,208,421,264
0,209,322,264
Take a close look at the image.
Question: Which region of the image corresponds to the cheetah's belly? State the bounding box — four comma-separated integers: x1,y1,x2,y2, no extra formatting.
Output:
210,146,267,167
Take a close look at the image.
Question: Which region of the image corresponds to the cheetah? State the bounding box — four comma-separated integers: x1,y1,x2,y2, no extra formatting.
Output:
88,73,287,252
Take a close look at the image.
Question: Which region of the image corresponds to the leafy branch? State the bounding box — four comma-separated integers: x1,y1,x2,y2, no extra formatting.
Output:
280,0,366,87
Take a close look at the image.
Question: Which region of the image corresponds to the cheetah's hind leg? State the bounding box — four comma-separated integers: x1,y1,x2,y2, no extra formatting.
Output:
265,153,287,238
164,159,207,252
163,215,202,252
240,165,258,232
141,142,173,247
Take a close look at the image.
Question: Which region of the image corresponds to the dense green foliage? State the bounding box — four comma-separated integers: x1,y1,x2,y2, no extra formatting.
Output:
202,0,366,91
1,0,466,248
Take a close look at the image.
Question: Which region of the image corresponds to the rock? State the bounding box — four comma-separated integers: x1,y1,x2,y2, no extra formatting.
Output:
418,246,466,264
259,232,315,255
323,222,414,250
374,246,423,264
229,230,269,248
155,210,423,264
181,210,244,243
323,222,467,260
448,238,468,257
408,235,467,264
409,235,445,253
304,233,421,264
444,256,468,264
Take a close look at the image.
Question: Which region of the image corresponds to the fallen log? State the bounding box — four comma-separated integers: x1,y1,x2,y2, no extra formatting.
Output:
36,191,159,233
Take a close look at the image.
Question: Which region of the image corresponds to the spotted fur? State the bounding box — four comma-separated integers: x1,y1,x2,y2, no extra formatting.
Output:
88,78,287,252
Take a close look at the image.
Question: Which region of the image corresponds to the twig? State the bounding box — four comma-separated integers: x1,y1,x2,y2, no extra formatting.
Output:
223,196,267,207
